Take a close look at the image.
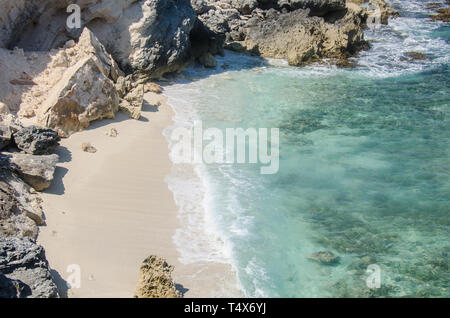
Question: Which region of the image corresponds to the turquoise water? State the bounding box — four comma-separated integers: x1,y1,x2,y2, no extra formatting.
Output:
164,0,449,297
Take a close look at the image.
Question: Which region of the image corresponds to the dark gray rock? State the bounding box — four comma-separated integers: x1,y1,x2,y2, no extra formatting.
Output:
0,124,12,151
13,126,60,155
279,0,346,16
0,237,59,298
191,0,215,14
0,167,44,238
231,0,259,15
0,273,29,298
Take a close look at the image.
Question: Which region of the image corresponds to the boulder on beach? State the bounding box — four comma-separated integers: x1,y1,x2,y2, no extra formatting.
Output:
13,126,60,155
120,85,144,120
36,29,120,138
1,153,59,192
134,255,181,298
0,237,59,298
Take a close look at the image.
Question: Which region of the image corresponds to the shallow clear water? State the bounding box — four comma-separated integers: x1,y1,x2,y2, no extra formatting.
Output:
164,0,450,297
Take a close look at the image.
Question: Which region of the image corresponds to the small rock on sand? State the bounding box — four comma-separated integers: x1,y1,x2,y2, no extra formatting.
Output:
106,128,118,137
81,142,97,153
145,82,163,94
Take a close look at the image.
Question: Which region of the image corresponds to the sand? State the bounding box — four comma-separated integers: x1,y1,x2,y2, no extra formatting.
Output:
37,92,241,298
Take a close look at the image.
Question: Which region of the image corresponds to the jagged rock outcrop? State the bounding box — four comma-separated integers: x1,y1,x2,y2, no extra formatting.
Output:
13,126,60,155
0,167,45,231
241,6,368,66
430,8,450,22
0,237,59,298
1,153,59,192
134,255,181,298
36,28,120,137
194,0,369,66
119,84,144,120
0,172,39,239
0,124,60,298
91,0,197,79
367,0,399,25
348,0,399,24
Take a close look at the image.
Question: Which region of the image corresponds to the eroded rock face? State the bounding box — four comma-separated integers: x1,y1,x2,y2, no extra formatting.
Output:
35,28,120,137
0,0,197,79
134,255,181,298
0,237,59,298
280,0,347,16
194,0,370,66
38,56,119,137
367,0,399,25
242,7,368,66
1,153,59,192
13,126,60,155
0,168,45,229
430,8,450,22
0,124,13,151
119,84,144,120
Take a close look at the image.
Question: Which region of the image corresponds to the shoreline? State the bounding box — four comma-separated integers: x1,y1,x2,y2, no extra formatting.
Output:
37,91,240,297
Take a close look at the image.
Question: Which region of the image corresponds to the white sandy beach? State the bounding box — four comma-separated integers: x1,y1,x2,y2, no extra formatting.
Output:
37,92,240,298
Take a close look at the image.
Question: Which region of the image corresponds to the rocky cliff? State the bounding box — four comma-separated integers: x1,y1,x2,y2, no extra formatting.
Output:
0,0,197,79
0,125,61,298
192,0,375,66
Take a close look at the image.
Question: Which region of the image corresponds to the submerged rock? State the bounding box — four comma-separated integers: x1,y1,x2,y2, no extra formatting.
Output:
308,251,340,265
403,51,430,61
0,237,59,298
430,8,450,22
134,255,181,298
13,126,60,155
